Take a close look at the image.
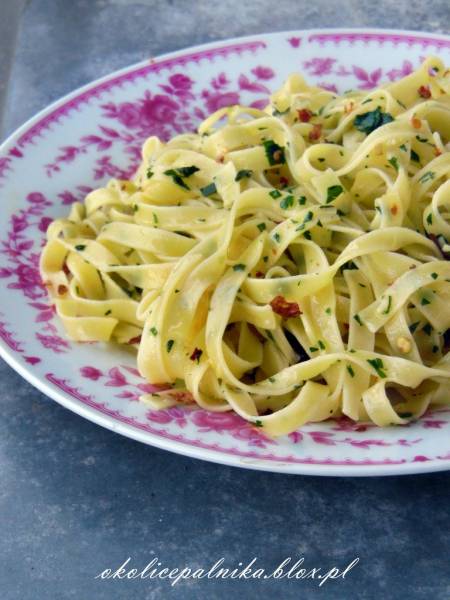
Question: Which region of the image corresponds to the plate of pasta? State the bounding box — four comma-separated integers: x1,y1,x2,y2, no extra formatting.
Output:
1,28,450,476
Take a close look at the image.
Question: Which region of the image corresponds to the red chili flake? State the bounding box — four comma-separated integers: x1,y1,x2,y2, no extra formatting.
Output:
308,124,322,141
418,85,431,99
390,204,398,215
298,108,313,122
216,154,225,163
279,176,289,188
248,324,266,343
270,295,301,318
57,284,68,295
128,335,142,345
255,271,265,278
171,390,194,404
62,262,70,276
411,116,422,129
190,347,203,362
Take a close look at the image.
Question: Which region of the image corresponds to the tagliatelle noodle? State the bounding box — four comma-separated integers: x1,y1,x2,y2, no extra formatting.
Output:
41,57,450,434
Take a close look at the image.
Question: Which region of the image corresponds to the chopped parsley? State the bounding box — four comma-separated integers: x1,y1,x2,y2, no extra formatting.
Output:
254,420,264,427
388,157,399,171
75,244,86,251
326,185,344,204
177,165,200,177
367,357,387,378
354,314,363,326
298,196,307,206
420,297,431,306
325,307,332,315
346,365,355,378
200,182,217,197
354,108,394,134
233,263,246,271
273,232,281,243
410,149,420,163
166,339,175,353
382,295,392,315
235,169,253,181
408,322,419,334
164,166,199,189
146,168,154,179
263,139,286,165
418,171,435,184
257,222,266,232
317,339,326,350
104,309,112,316
422,323,433,335
431,272,438,280
426,213,433,225
153,212,158,225
309,346,319,353
280,195,294,209
269,189,282,199
149,326,158,336
296,211,314,231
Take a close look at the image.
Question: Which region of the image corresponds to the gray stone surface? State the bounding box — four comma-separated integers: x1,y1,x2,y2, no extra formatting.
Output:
1,1,450,599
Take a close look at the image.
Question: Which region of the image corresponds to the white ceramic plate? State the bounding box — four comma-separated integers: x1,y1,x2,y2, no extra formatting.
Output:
1,28,449,476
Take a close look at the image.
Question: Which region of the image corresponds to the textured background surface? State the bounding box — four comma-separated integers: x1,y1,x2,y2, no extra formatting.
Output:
1,1,450,599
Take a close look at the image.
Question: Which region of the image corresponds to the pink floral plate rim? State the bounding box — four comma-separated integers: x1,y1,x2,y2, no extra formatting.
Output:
1,28,450,476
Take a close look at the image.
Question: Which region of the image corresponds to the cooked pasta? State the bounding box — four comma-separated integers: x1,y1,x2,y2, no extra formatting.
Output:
41,57,450,435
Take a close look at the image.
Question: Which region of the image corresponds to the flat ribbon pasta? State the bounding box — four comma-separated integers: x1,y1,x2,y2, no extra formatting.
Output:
41,57,450,436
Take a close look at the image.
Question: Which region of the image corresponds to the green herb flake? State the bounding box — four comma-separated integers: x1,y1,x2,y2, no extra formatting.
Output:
420,297,431,306
303,231,312,240
298,196,307,206
269,189,282,199
280,195,294,209
146,168,154,179
177,165,200,178
200,182,217,197
152,212,158,225
309,346,319,353
75,244,86,251
431,272,438,280
235,169,253,181
164,169,190,190
233,263,246,271
354,314,363,326
273,232,281,243
326,185,344,204
318,339,326,350
399,144,407,152
419,171,435,184
388,157,399,171
166,339,175,353
104,309,112,316
254,419,264,427
149,326,158,336
354,108,394,135
410,149,420,163
367,357,387,378
382,295,392,315
422,323,433,335
408,322,419,334
346,365,355,378
263,139,286,166
426,213,433,225
257,222,266,232
325,307,332,315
